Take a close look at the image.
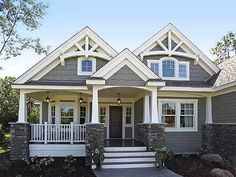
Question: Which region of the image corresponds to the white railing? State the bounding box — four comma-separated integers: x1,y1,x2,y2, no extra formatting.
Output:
30,122,86,144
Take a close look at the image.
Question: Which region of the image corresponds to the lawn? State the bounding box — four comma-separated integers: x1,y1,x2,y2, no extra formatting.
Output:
0,133,10,154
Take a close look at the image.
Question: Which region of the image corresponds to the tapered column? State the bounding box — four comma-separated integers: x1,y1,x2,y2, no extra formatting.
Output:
143,95,150,123
206,96,213,123
150,87,159,123
91,86,99,123
17,90,27,123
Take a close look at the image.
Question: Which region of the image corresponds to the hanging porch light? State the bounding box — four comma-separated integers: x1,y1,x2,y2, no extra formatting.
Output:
46,92,50,103
117,93,121,105
79,93,84,104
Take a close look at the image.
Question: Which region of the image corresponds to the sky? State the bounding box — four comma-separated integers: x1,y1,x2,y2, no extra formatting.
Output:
0,0,236,78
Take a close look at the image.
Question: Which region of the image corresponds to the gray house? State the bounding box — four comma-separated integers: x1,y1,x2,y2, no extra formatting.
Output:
11,24,236,169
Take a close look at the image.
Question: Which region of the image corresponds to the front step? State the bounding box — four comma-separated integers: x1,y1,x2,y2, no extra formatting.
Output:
92,146,156,169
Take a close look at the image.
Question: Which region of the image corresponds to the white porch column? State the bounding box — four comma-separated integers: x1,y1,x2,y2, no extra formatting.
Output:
39,101,43,124
206,96,213,123
143,95,150,123
17,90,27,123
150,87,160,123
91,86,99,123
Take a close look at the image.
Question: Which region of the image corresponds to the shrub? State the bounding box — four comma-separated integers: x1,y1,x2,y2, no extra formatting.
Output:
154,147,168,167
0,125,5,144
24,156,54,173
63,155,77,175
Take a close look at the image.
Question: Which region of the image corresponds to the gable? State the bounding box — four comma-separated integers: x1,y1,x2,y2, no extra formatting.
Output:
91,49,161,82
106,65,145,86
134,23,219,75
14,26,117,84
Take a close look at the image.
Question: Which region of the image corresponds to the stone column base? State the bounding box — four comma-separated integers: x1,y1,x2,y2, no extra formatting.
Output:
10,122,30,161
137,123,165,151
85,123,104,166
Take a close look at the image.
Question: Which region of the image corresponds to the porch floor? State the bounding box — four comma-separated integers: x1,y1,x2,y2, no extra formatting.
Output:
104,139,144,147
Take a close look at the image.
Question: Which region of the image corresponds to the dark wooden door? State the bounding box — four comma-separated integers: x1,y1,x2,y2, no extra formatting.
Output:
109,106,122,138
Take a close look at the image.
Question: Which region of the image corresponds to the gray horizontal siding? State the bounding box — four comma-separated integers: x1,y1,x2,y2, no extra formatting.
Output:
165,98,205,153
212,92,236,123
106,65,145,86
42,102,48,123
143,55,211,82
39,58,107,83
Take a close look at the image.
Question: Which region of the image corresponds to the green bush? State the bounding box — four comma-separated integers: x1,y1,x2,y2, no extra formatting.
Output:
24,156,54,173
154,147,168,167
63,155,77,175
0,125,5,144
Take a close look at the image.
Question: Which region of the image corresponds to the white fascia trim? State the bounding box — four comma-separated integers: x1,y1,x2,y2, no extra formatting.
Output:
146,81,165,87
61,51,111,61
14,27,117,84
143,51,199,60
160,86,214,92
12,84,88,90
133,23,219,74
92,49,160,80
86,79,105,85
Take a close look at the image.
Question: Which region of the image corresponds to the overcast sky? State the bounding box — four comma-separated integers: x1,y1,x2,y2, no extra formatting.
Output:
0,0,236,78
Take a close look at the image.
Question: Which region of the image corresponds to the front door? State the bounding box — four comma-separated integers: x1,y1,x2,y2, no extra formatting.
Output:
109,106,122,138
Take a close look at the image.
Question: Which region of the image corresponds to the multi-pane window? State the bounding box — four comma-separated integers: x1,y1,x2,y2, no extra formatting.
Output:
162,60,175,77
150,63,159,75
80,106,86,124
125,107,132,124
159,99,197,131
179,64,187,78
180,103,194,128
161,103,176,127
60,105,74,124
51,105,55,124
81,60,92,72
99,107,106,123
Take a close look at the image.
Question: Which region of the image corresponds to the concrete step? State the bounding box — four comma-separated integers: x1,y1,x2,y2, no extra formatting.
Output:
104,146,147,152
104,157,155,163
104,151,155,158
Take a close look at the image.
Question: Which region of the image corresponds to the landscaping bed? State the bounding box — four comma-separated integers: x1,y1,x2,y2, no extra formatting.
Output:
0,152,96,177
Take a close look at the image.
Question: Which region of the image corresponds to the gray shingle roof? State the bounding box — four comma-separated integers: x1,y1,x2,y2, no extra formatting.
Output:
213,55,236,87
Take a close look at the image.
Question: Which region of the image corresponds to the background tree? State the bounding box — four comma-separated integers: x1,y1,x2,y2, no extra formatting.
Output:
0,0,49,60
0,77,39,129
211,31,236,64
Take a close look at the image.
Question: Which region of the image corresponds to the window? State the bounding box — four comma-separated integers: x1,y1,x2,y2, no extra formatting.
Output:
147,58,189,80
125,107,132,124
60,104,74,124
78,58,96,75
51,105,55,124
80,106,86,124
82,60,92,72
100,107,106,123
179,64,187,78
162,60,175,77
180,103,194,127
150,63,159,75
159,99,198,132
161,103,176,127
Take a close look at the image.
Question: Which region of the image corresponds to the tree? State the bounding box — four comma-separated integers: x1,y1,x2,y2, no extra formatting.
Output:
0,77,39,129
211,31,236,64
0,0,49,60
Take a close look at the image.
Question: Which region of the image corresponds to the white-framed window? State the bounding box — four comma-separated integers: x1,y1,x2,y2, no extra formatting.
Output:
77,57,96,75
147,57,189,80
51,105,55,124
79,106,86,124
125,107,132,124
99,107,106,123
60,104,74,124
158,99,198,132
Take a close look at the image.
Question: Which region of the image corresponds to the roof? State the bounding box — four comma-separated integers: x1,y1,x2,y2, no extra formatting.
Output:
213,55,236,87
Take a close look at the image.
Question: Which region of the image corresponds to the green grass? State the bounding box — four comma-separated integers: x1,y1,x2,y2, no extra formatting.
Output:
0,133,10,154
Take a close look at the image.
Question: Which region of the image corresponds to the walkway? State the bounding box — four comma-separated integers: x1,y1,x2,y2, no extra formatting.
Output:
94,167,182,177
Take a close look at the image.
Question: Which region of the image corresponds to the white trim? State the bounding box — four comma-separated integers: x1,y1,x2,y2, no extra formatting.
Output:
91,86,99,123
14,26,117,84
60,51,111,61
160,86,213,92
91,49,160,81
143,95,150,123
77,57,96,75
86,79,105,85
146,81,165,87
12,85,88,90
150,87,159,123
17,90,27,123
133,23,219,75
206,96,213,124
143,51,199,60
158,98,198,132
39,101,43,124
